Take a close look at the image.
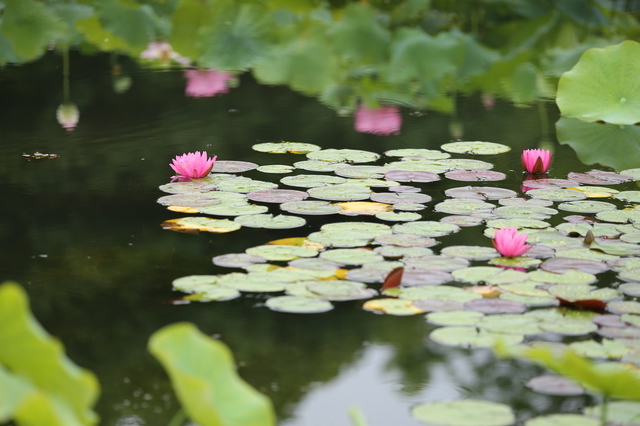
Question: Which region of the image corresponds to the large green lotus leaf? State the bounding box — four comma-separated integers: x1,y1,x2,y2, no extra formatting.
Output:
556,116,640,171
557,41,640,124
0,283,100,425
148,322,275,426
96,2,163,49
1,0,66,60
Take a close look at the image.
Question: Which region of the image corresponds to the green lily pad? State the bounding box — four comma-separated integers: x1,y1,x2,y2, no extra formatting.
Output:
583,401,640,425
492,206,557,220
256,165,295,174
217,178,279,193
557,40,640,124
234,214,306,229
392,286,481,303
400,269,454,286
210,161,259,173
375,211,422,222
445,170,507,182
265,295,333,314
441,246,500,260
614,191,640,203
620,232,640,243
486,218,550,229
499,198,554,207
436,158,494,171
159,181,211,194
590,241,640,256
197,203,269,217
306,280,377,301
385,148,450,159
548,285,621,302
478,314,542,335
412,400,515,425
525,414,598,426
385,160,450,174
157,194,222,207
434,199,496,216
500,293,559,307
440,141,512,155
557,200,617,213
452,266,528,284
246,245,318,261
620,168,640,180
334,165,389,179
608,300,640,315
554,247,619,262
429,327,523,348
392,221,460,237
540,257,608,274
319,248,384,265
280,201,343,215
246,189,308,203
293,160,343,172
362,298,424,316
373,246,434,258
383,170,441,182
464,298,527,314
489,257,541,268
306,148,380,163
252,142,321,154
425,310,485,326
528,269,597,285
307,230,373,248
374,233,438,247
184,286,242,302
556,222,621,237
369,192,431,204
445,186,517,200
216,272,288,292
172,275,219,293
161,217,243,233
596,209,640,223
307,185,372,201
212,253,267,268
526,189,587,202
525,377,585,397
321,222,392,235
440,215,485,227
569,339,631,359
280,174,346,188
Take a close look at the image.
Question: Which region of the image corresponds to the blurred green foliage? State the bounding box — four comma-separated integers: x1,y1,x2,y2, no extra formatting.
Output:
0,0,637,113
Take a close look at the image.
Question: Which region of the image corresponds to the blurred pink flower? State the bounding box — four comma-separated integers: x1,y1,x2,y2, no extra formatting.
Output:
56,102,79,131
170,151,216,180
184,69,233,97
492,227,531,258
522,149,552,174
354,105,401,135
140,42,191,66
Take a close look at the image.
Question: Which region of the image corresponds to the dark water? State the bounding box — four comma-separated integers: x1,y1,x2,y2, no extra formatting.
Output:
0,52,596,425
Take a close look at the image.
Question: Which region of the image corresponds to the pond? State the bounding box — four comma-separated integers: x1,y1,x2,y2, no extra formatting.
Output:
2,2,640,426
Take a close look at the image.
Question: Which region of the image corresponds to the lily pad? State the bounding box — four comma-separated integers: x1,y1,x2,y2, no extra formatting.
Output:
525,376,585,396
321,221,392,236
392,221,460,237
463,298,527,314
392,285,481,303
441,246,500,260
434,199,495,215
306,148,380,163
198,203,269,217
183,286,242,302
252,142,321,154
161,217,242,233
383,170,441,182
583,401,640,424
596,209,640,223
307,230,374,248
374,246,434,258
307,185,372,201
280,200,343,215
319,248,384,265
334,165,389,179
157,194,222,207
172,275,219,293
425,310,485,326
385,148,450,159
445,186,517,200
556,40,640,124
374,233,438,247
569,339,631,359
492,206,557,220
369,192,431,204
445,170,506,182
306,280,377,301
256,165,295,174
293,160,343,172
210,161,259,173
376,211,422,222
526,189,587,202
362,298,424,316
212,253,267,268
436,158,494,171
540,257,608,274
614,190,640,203
335,201,392,216
234,214,306,229
452,266,528,284
557,200,617,213
246,245,318,261
265,296,333,314
280,174,346,188
412,401,515,425
478,314,542,335
440,141,511,155
401,269,454,286
567,170,633,185
528,269,597,285
440,215,485,227
246,189,308,203
429,327,523,348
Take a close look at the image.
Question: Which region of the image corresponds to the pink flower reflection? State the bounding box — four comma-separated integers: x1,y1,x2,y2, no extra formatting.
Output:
184,69,234,97
354,105,401,135
140,42,191,67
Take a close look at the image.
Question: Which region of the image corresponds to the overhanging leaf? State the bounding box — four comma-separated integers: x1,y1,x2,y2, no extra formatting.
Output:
557,40,640,124
148,322,275,426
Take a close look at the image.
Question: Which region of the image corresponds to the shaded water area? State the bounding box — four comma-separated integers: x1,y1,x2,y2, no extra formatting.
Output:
3,1,640,426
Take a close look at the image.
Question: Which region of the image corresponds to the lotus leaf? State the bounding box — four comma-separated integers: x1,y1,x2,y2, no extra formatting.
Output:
556,40,640,124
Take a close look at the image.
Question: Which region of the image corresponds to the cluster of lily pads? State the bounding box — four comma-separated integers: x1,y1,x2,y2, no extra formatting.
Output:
159,141,640,425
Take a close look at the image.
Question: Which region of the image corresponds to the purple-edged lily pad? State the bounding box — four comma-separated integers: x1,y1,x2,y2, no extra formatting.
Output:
401,269,454,286
384,170,441,182
463,298,527,314
526,375,584,396
445,170,507,182
568,170,633,184
370,192,431,204
540,257,609,274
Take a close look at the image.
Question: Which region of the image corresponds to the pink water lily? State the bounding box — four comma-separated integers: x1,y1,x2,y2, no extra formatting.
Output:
170,151,216,180
354,105,401,135
522,149,552,174
492,227,531,258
